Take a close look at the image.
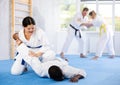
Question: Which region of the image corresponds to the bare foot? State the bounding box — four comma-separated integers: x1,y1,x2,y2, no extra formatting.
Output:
80,53,87,58
60,52,64,58
91,56,99,60
60,52,68,61
109,55,115,59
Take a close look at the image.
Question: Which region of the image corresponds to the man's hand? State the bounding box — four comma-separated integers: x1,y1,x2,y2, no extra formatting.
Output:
70,74,84,82
80,23,93,28
77,18,81,23
80,23,86,26
29,51,43,57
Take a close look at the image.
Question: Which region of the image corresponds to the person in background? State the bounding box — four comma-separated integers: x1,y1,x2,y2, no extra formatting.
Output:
11,16,56,75
60,7,89,60
81,10,115,60
14,40,87,82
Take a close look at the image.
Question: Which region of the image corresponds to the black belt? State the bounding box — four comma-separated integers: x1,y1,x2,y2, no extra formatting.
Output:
69,24,81,38
27,45,42,49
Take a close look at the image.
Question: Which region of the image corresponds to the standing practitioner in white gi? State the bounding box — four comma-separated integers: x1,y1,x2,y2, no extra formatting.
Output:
81,10,115,60
13,40,86,82
11,16,56,75
60,7,89,60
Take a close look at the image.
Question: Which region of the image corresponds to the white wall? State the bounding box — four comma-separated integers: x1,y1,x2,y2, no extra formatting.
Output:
0,0,10,60
32,0,60,52
114,32,120,55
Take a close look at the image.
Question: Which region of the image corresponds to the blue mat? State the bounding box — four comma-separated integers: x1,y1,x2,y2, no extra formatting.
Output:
0,54,120,85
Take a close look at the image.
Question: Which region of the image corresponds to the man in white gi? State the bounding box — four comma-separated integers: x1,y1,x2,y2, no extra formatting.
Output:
60,7,89,60
12,39,86,82
81,10,115,60
11,16,56,75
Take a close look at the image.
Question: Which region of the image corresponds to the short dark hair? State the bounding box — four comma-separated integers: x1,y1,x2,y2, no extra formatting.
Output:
22,16,36,27
89,10,96,16
48,65,64,81
82,7,89,12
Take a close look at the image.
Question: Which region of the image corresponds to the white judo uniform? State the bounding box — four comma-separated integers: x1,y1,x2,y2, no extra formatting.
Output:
62,12,88,55
11,28,56,75
13,43,86,78
92,16,115,57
